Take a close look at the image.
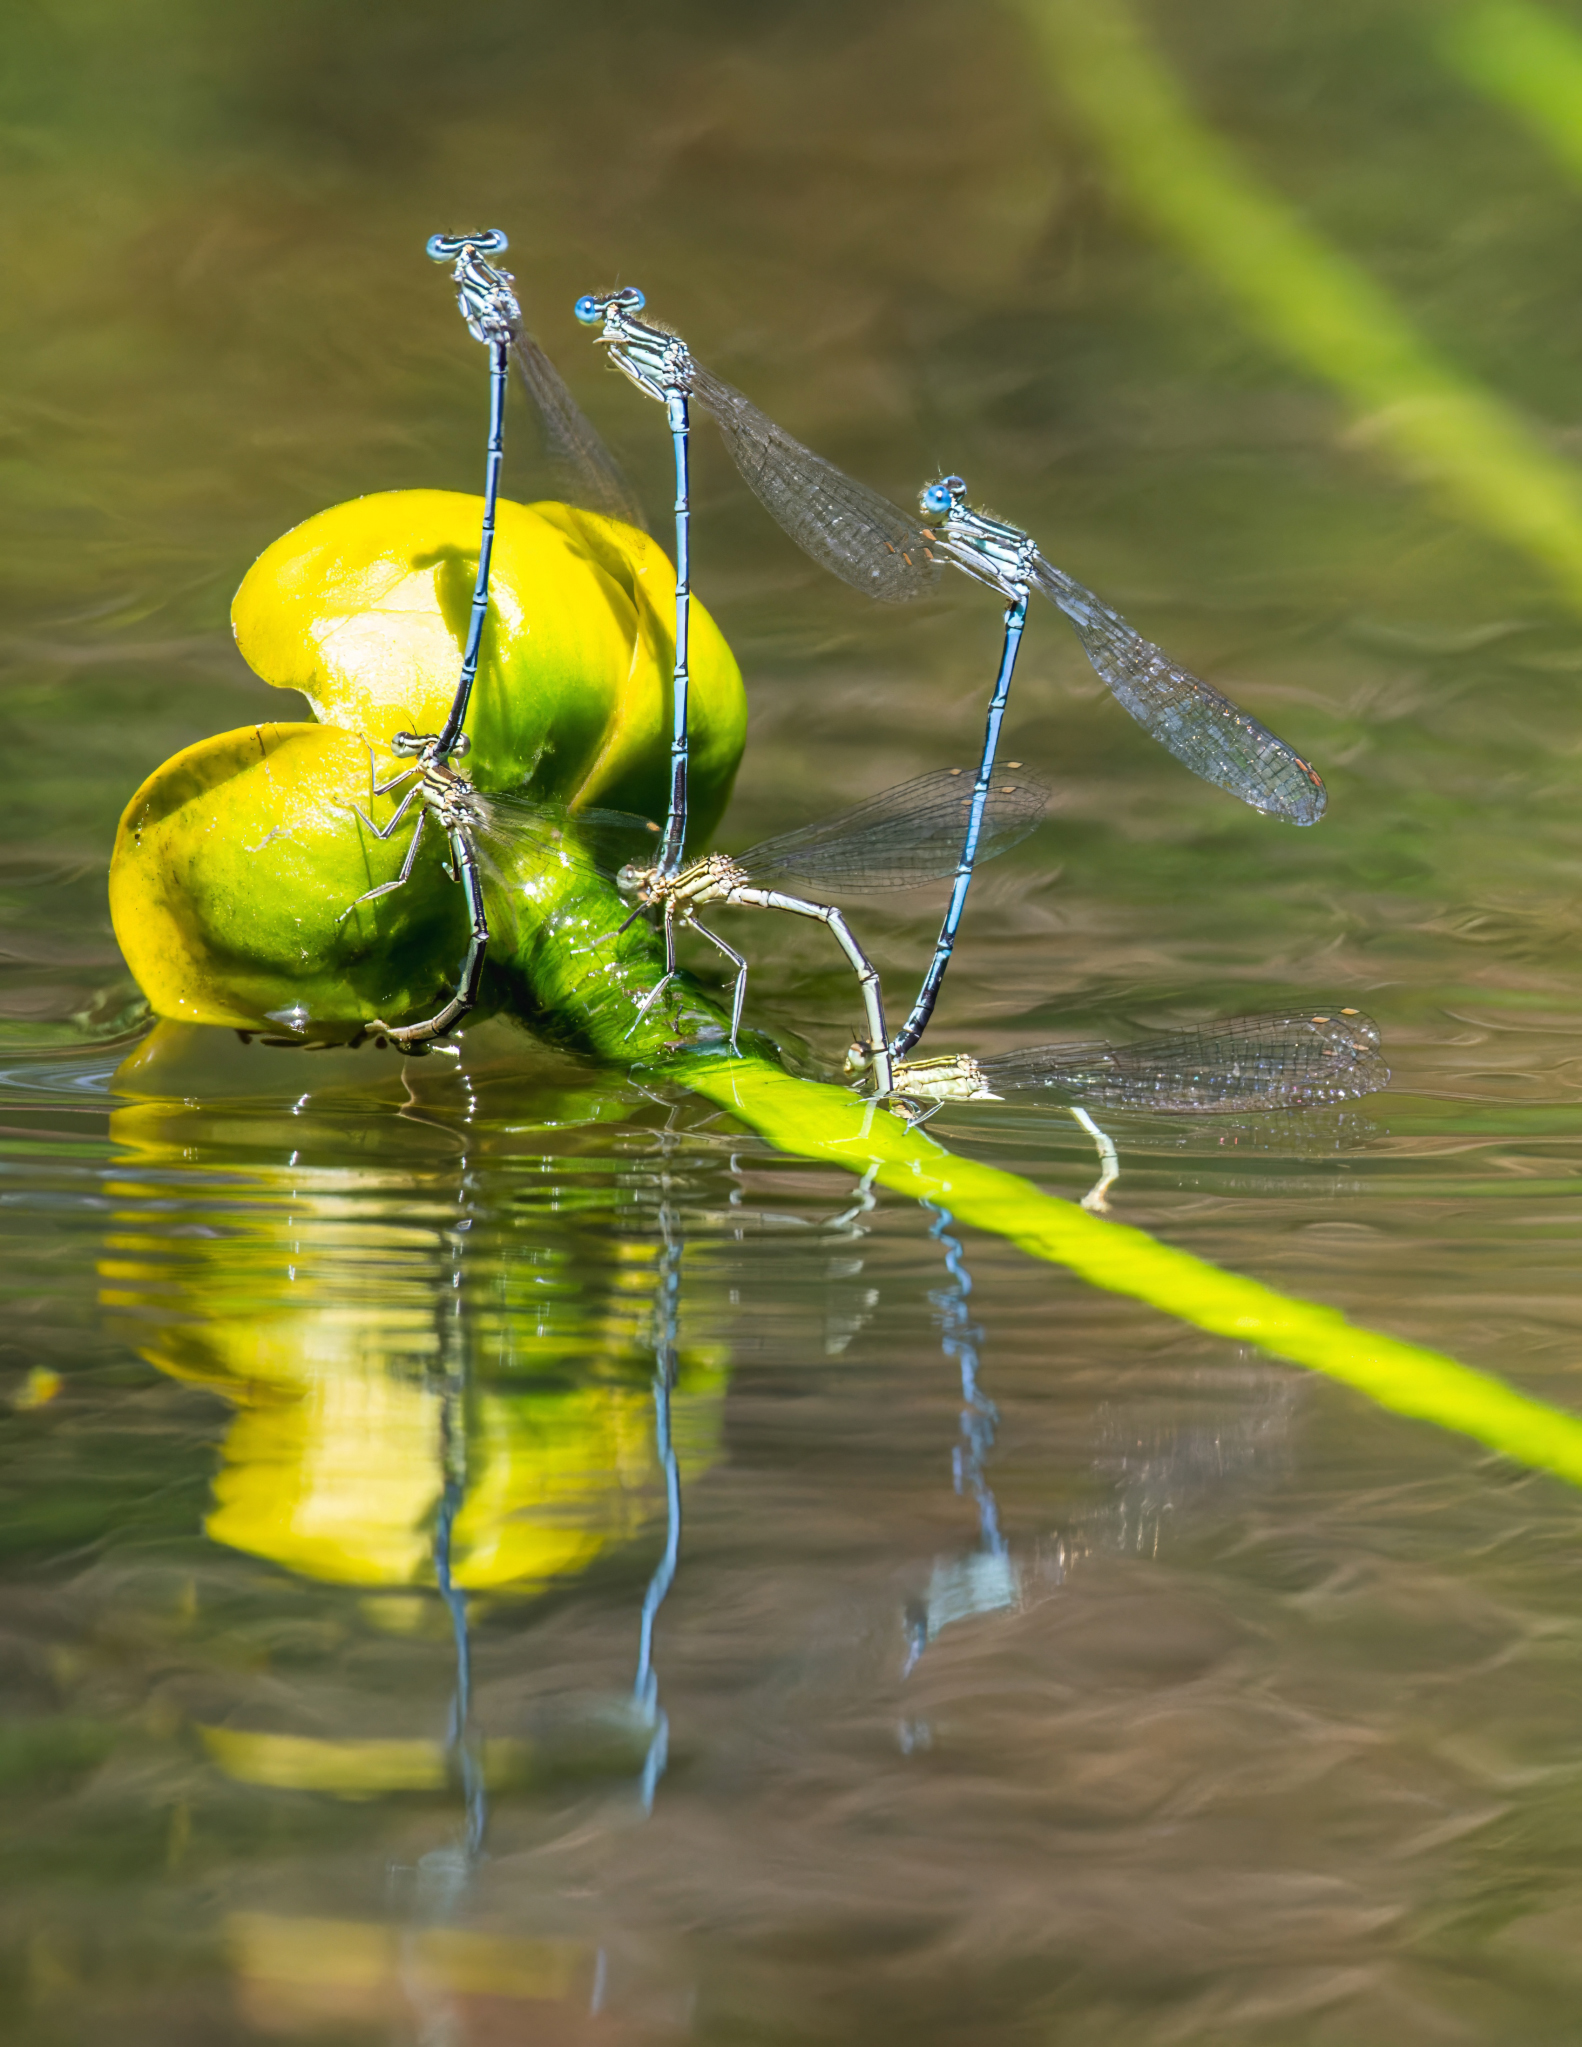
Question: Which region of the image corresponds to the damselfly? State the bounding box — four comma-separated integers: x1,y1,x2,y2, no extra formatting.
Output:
615,767,1048,1097
347,232,646,1051
572,285,940,878
423,231,522,765
890,475,1330,1062
341,733,492,1051
878,1007,1386,1123
335,233,520,1051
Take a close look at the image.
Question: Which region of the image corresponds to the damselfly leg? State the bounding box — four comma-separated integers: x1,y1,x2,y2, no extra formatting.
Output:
338,732,492,1052
1069,1105,1120,1213
338,745,428,923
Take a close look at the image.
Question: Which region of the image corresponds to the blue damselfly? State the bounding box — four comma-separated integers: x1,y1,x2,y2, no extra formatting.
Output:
572,286,940,878
347,233,644,1051
891,475,1330,1063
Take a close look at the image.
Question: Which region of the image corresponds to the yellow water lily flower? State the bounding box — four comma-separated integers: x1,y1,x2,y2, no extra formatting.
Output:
101,1058,727,1600
110,491,746,1032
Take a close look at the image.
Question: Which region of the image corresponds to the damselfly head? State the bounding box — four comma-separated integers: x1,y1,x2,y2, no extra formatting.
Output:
390,731,425,757
844,1038,876,1077
616,859,659,898
574,285,646,329
427,228,509,263
921,475,968,518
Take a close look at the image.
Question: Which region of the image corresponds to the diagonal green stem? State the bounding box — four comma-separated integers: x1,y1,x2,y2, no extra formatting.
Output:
494,849,1582,1494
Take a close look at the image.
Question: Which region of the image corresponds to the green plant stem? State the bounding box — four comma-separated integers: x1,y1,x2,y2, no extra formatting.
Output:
496,852,1582,1495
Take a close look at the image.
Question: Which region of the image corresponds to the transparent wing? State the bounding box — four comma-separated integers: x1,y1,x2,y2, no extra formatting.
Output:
982,1008,1386,1111
475,789,662,882
510,330,650,533
690,362,940,603
1031,556,1327,826
736,768,1048,892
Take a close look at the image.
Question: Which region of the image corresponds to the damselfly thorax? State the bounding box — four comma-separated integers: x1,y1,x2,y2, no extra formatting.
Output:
625,850,750,912
860,1050,1003,1105
399,743,486,834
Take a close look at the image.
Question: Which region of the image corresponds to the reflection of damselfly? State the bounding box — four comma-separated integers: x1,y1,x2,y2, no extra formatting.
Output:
891,474,1330,1060
880,1007,1387,1124
573,286,940,878
903,1203,1019,1680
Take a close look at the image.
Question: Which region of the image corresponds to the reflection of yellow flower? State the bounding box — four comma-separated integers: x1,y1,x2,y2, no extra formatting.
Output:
101,1056,727,1600
226,1911,590,2030
109,490,746,1031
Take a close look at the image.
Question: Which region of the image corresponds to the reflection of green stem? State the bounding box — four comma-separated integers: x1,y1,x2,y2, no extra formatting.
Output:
498,856,1582,1494
1441,2,1582,183
1008,0,1582,603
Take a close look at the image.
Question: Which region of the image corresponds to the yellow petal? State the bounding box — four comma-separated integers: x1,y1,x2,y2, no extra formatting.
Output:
230,489,745,827
108,722,469,1029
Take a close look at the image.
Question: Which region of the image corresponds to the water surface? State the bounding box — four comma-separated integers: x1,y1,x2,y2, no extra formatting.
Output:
4,2,1582,2039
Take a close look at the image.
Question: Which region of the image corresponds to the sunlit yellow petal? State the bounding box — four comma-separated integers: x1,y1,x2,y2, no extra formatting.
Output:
230,489,746,824
108,721,468,1030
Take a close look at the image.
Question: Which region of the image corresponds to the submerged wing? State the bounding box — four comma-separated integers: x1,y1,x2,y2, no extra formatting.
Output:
1031,557,1326,826
511,329,650,533
982,1008,1386,1111
690,362,940,602
736,768,1048,892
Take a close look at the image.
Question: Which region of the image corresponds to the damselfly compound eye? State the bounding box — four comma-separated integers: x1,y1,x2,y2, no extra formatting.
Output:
573,295,602,326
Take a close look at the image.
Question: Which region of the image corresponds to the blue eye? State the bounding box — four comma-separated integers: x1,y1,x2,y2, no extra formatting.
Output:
621,286,646,312
426,233,456,262
573,295,602,326
921,483,953,515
